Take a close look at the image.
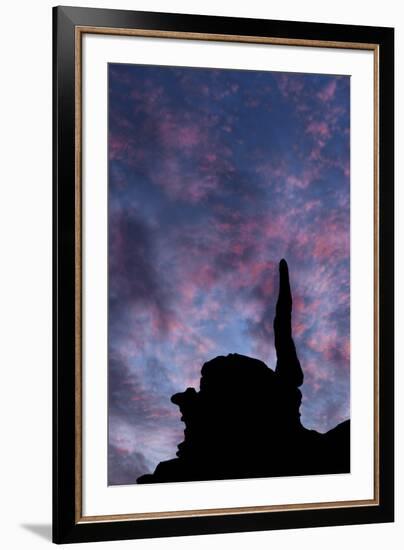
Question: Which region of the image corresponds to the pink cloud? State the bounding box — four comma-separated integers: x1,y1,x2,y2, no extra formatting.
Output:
275,73,305,99
159,116,203,149
306,121,330,139
317,80,337,102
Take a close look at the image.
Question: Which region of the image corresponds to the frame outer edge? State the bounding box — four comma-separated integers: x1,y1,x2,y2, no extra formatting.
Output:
53,5,395,543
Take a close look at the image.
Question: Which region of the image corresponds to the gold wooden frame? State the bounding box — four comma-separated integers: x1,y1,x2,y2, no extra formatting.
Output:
74,27,380,524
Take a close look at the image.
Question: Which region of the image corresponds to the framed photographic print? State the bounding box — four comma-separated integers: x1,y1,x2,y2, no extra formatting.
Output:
53,5,394,544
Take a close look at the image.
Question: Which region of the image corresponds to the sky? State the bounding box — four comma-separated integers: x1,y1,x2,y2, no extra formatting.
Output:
108,63,350,485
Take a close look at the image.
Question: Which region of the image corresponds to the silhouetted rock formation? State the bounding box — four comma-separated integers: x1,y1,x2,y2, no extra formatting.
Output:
137,259,350,484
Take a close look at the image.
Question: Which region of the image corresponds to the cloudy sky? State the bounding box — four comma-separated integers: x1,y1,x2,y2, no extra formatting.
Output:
108,63,350,485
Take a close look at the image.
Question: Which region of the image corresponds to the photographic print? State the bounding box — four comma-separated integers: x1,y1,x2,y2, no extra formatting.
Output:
107,64,351,486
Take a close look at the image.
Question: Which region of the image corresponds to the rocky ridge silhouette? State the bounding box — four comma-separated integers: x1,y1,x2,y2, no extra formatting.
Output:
137,259,350,484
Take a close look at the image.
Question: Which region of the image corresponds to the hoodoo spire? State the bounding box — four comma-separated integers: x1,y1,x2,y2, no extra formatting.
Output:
273,259,304,387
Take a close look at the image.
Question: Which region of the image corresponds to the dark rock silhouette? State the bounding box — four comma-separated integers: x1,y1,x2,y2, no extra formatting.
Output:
137,259,350,484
